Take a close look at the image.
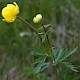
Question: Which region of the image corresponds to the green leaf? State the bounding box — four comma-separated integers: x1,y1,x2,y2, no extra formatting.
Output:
34,56,46,65
27,47,46,56
54,46,63,65
42,34,46,43
40,63,50,72
60,47,78,61
60,62,78,72
52,46,78,65
38,24,51,30
35,63,50,73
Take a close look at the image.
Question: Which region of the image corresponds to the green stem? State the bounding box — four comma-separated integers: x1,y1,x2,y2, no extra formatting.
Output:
17,16,49,55
42,25,51,47
49,56,59,80
17,16,60,80
42,25,60,80
54,66,59,80
17,16,42,42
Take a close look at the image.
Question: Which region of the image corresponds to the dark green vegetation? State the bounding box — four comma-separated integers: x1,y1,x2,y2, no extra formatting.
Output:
0,0,80,80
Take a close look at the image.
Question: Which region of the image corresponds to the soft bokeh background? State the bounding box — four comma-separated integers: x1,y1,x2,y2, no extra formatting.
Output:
0,0,80,80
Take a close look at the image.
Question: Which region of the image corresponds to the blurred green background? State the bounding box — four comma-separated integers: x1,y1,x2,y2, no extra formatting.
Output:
0,0,80,80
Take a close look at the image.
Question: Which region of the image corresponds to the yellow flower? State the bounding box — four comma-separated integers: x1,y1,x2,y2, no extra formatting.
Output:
1,2,19,23
33,14,42,23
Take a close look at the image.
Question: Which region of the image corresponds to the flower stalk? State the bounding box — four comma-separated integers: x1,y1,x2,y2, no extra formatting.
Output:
42,25,59,80
17,16,42,41
54,66,59,80
42,25,51,48
17,16,49,55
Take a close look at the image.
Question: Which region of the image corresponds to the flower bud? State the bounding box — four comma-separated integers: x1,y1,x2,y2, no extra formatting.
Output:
33,14,42,23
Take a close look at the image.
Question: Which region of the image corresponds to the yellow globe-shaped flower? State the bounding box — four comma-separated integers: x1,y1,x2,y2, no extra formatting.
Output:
33,14,42,23
1,2,19,23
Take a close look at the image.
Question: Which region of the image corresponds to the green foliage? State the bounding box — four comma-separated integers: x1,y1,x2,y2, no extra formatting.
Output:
35,62,50,73
28,47,47,56
53,46,78,64
34,56,46,65
60,47,78,61
52,46,78,72
0,0,80,80
60,62,78,72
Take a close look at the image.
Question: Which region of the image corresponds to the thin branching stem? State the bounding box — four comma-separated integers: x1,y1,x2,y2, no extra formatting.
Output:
42,25,51,47
17,16,48,54
42,24,59,80
17,16,42,42
17,16,59,80
54,66,59,80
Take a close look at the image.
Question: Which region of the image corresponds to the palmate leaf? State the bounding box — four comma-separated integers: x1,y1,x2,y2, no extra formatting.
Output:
33,56,47,65
60,62,78,72
53,46,63,65
52,46,78,65
35,62,50,73
60,47,78,61
27,47,46,56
